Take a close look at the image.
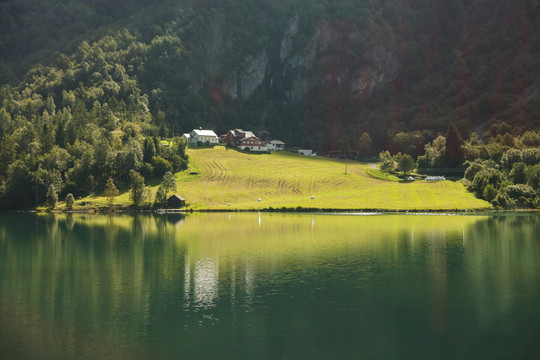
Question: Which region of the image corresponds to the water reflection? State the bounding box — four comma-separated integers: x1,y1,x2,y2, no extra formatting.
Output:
193,257,219,307
0,213,539,359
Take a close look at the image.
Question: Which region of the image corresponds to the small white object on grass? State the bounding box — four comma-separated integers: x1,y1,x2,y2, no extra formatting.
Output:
257,198,262,202
311,196,315,199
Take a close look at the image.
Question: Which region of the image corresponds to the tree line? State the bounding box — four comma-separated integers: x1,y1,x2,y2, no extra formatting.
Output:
376,123,540,209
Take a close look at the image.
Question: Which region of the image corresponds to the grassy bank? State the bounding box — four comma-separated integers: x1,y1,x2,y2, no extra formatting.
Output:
72,147,491,211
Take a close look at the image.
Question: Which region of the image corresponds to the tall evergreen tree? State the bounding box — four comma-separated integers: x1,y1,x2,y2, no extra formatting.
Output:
104,178,119,209
46,184,58,209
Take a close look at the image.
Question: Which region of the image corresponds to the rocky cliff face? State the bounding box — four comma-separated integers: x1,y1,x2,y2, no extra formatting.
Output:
175,0,540,150
216,17,399,103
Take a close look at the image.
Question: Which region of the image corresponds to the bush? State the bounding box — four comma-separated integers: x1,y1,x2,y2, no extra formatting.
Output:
65,193,75,210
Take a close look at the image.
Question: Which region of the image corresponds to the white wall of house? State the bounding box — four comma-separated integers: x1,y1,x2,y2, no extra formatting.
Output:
266,140,285,151
189,129,219,145
242,146,268,152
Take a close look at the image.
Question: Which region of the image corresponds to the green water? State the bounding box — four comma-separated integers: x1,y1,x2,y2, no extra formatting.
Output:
0,212,539,359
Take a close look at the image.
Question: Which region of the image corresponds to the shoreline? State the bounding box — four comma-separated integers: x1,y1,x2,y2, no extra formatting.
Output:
22,206,538,215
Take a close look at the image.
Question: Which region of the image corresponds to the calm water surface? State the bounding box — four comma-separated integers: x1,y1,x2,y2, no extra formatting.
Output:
0,212,539,359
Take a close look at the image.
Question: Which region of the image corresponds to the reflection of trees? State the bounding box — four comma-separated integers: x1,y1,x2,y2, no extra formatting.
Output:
0,213,187,358
464,215,540,328
0,213,539,358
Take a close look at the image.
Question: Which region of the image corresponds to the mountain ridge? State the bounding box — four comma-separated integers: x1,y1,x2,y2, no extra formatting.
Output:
0,0,539,209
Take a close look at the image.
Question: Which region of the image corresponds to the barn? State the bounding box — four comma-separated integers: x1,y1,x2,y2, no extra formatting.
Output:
167,195,186,208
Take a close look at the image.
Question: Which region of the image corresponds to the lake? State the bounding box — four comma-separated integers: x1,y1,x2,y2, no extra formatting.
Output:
0,212,539,359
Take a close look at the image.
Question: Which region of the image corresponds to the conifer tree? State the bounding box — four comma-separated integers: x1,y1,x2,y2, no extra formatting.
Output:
46,184,58,209
104,178,119,209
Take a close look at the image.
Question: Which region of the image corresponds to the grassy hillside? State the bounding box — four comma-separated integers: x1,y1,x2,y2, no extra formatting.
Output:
128,147,488,211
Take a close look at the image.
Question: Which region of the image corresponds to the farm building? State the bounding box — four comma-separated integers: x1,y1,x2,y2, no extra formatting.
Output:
266,140,285,151
222,129,255,145
297,149,316,156
167,195,186,208
238,136,268,152
189,129,219,146
222,129,268,152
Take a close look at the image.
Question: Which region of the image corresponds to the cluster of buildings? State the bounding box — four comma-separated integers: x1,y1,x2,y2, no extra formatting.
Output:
183,128,285,152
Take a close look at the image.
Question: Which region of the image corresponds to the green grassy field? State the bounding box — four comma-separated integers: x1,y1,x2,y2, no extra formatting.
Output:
172,147,490,210
74,147,491,211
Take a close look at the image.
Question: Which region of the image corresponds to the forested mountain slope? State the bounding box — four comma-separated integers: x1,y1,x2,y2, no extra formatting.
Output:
0,0,539,208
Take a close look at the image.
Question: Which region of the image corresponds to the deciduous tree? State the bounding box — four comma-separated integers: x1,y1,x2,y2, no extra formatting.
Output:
397,154,415,175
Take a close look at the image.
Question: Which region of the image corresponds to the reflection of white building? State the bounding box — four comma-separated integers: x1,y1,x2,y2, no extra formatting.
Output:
184,256,219,308
189,129,219,146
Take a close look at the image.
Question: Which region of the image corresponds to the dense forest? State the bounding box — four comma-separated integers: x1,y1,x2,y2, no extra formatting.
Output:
0,0,539,209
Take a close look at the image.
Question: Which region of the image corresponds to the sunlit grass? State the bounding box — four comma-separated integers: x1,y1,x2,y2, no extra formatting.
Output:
365,168,401,181
75,147,490,211
175,147,490,210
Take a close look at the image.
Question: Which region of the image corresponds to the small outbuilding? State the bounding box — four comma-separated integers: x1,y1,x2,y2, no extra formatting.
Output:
167,195,186,208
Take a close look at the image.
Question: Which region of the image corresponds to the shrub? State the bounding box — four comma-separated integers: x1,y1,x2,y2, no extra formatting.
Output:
65,193,75,210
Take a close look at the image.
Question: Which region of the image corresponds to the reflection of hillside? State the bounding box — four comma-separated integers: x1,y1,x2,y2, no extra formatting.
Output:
0,213,186,359
0,213,538,359
463,215,540,328
175,213,489,259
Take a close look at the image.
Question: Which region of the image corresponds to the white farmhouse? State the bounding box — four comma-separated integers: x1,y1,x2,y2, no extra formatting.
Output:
189,129,219,146
266,140,285,151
